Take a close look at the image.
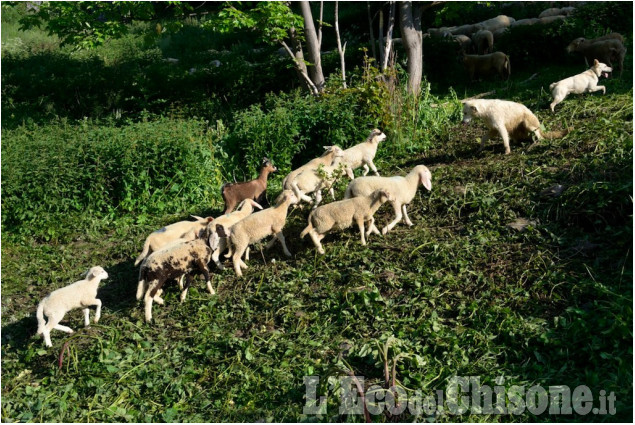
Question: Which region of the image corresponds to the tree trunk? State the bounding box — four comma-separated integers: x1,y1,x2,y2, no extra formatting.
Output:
299,1,325,92
367,2,377,62
382,1,396,71
335,1,347,88
284,27,320,95
399,1,423,96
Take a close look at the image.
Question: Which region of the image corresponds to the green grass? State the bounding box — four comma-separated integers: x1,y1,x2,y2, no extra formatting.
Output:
2,78,632,421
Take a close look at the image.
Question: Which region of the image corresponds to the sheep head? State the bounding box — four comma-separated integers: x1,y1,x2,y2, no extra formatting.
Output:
567,37,586,53
368,128,387,144
415,165,432,191
86,266,108,281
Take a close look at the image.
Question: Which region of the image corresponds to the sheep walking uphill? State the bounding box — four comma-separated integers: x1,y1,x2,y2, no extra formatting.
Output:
222,190,298,277
345,165,432,235
300,190,395,254
36,266,109,347
134,215,214,266
340,129,386,179
567,36,626,77
211,198,263,269
137,224,223,322
221,157,277,213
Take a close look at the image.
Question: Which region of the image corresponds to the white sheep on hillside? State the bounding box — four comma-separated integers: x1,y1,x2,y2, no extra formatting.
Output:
341,129,386,179
283,146,344,206
134,215,214,266
300,189,395,254
36,266,109,347
211,199,263,269
286,155,346,207
221,190,298,277
344,165,432,234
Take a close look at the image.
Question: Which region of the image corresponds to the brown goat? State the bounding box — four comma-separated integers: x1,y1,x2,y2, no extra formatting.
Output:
221,157,277,214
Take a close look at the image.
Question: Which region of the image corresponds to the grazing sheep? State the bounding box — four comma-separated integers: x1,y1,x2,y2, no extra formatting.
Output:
591,33,625,44
539,7,575,18
222,190,298,277
211,199,263,269
341,129,386,180
453,34,472,53
510,18,540,28
461,99,569,154
471,30,494,55
221,157,277,214
567,36,626,76
134,216,214,266
300,189,394,254
344,165,432,235
138,226,222,322
492,27,508,42
450,23,482,37
36,266,108,347
549,59,613,112
478,15,515,33
538,15,566,25
462,51,510,81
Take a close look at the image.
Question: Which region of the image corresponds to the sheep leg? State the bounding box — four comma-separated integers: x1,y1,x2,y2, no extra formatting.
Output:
329,187,336,200
357,218,367,245
382,202,403,235
277,232,292,257
367,160,379,176
313,190,323,208
144,288,155,322
153,289,164,305
362,163,370,176
308,229,326,255
180,275,193,302
365,217,381,237
196,260,215,296
177,274,185,291
233,246,247,277
53,324,74,334
291,181,313,203
402,204,414,226
245,247,250,261
84,308,91,327
345,166,355,180
494,126,511,155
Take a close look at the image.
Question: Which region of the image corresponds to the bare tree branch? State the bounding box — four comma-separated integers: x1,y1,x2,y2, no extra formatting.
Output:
367,2,377,61
381,1,395,71
335,1,347,88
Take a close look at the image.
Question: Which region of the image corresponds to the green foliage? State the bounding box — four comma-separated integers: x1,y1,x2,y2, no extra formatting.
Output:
17,1,192,49
1,118,225,241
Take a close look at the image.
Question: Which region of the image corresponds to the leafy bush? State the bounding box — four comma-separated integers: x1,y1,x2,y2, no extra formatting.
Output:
1,118,225,240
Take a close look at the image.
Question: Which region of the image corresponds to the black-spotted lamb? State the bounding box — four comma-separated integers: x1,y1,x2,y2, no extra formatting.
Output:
36,266,109,347
341,129,386,179
137,225,222,322
134,215,214,266
221,190,298,277
300,190,394,254
344,165,432,235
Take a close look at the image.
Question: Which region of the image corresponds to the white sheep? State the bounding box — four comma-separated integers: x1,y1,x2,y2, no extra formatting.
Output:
282,146,344,203
300,189,395,254
134,215,214,266
36,266,109,347
221,190,298,277
344,165,432,235
211,199,263,269
286,155,347,208
341,129,386,179
138,226,222,322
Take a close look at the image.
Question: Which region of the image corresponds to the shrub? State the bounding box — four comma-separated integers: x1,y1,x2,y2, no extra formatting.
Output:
1,118,225,240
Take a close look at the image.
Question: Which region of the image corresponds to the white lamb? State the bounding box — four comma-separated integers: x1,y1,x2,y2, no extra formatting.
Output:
344,165,432,234
211,198,263,269
340,129,386,179
221,190,298,277
134,215,214,266
287,155,347,207
282,145,344,205
300,189,395,254
36,266,109,347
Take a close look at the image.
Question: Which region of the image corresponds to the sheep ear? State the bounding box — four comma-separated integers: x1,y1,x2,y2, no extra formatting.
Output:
251,200,264,210
420,173,432,191
323,145,333,151
470,105,478,113
191,215,204,221
216,224,229,238
206,217,214,222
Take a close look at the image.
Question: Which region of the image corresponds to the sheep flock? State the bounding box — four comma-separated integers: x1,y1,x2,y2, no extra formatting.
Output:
34,3,628,346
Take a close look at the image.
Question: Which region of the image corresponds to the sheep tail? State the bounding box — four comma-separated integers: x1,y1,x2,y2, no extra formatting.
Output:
134,239,151,266
300,222,313,239
36,301,45,335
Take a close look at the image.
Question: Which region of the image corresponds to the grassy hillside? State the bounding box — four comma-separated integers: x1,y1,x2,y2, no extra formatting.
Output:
1,3,633,422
